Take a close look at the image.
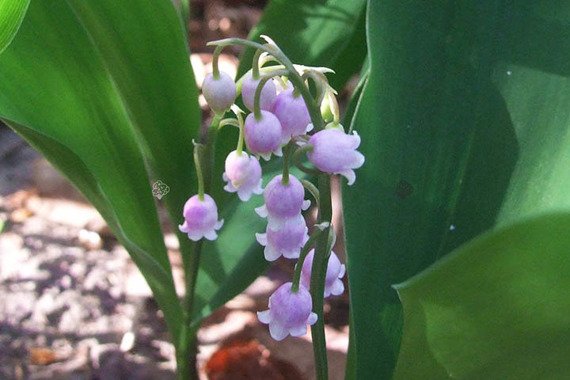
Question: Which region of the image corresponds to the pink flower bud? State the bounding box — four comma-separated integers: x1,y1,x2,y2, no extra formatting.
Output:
300,249,346,297
179,194,224,241
272,89,311,143
202,72,236,114
307,128,365,185
222,150,263,201
241,71,277,112
244,111,283,160
255,174,310,225
255,214,308,261
257,282,317,341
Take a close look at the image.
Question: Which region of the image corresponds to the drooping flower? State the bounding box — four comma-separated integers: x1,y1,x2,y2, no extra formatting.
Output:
244,110,283,160
241,70,277,112
272,89,311,144
179,194,224,241
257,282,317,341
201,72,236,114
256,214,308,261
300,249,345,297
255,174,310,225
307,127,365,185
222,150,263,201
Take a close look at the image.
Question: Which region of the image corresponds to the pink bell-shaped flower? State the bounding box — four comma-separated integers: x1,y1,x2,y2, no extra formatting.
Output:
255,174,310,225
222,150,263,201
257,282,317,341
179,194,224,241
272,89,312,144
307,128,365,185
241,71,277,112
255,214,308,261
300,249,346,297
202,72,236,114
244,110,283,160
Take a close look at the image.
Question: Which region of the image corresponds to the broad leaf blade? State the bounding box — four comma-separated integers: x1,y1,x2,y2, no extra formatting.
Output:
394,212,570,379
345,1,570,378
0,0,29,54
67,0,201,259
0,0,182,341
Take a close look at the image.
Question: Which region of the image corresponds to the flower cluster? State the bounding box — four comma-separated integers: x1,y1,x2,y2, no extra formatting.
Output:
178,37,364,341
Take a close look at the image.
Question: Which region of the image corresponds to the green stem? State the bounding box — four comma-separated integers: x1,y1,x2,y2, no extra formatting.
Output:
310,174,333,380
212,46,223,79
281,141,295,185
193,143,205,201
301,179,320,206
252,72,287,119
176,115,221,380
252,49,263,79
236,112,245,155
291,226,326,292
292,144,320,176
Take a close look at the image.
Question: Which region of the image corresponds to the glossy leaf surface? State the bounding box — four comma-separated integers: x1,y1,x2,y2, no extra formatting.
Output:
394,212,570,379
344,1,570,378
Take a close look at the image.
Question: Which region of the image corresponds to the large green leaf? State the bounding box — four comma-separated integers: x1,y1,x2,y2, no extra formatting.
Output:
0,0,29,54
237,0,367,89
344,1,570,378
66,0,200,259
394,212,570,379
0,0,184,341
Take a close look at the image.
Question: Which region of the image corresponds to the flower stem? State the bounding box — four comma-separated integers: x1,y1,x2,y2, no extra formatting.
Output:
212,46,223,79
193,142,205,201
176,115,221,379
235,112,245,155
252,48,263,79
310,174,333,380
281,141,295,185
291,224,326,292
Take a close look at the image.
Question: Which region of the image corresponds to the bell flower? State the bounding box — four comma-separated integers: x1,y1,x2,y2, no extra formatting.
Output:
255,214,308,261
201,72,236,114
244,110,283,160
255,174,310,226
272,89,312,144
241,70,277,112
179,194,224,241
222,150,263,201
257,282,317,341
300,249,346,297
307,128,365,185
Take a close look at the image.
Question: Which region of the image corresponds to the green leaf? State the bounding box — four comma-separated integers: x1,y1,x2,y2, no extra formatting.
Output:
0,0,183,342
394,212,570,379
66,0,200,259
237,0,367,89
0,0,29,54
344,1,570,378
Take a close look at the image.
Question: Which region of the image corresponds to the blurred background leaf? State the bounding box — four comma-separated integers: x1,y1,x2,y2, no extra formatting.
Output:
237,0,367,89
0,0,29,54
344,0,570,378
394,212,570,379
